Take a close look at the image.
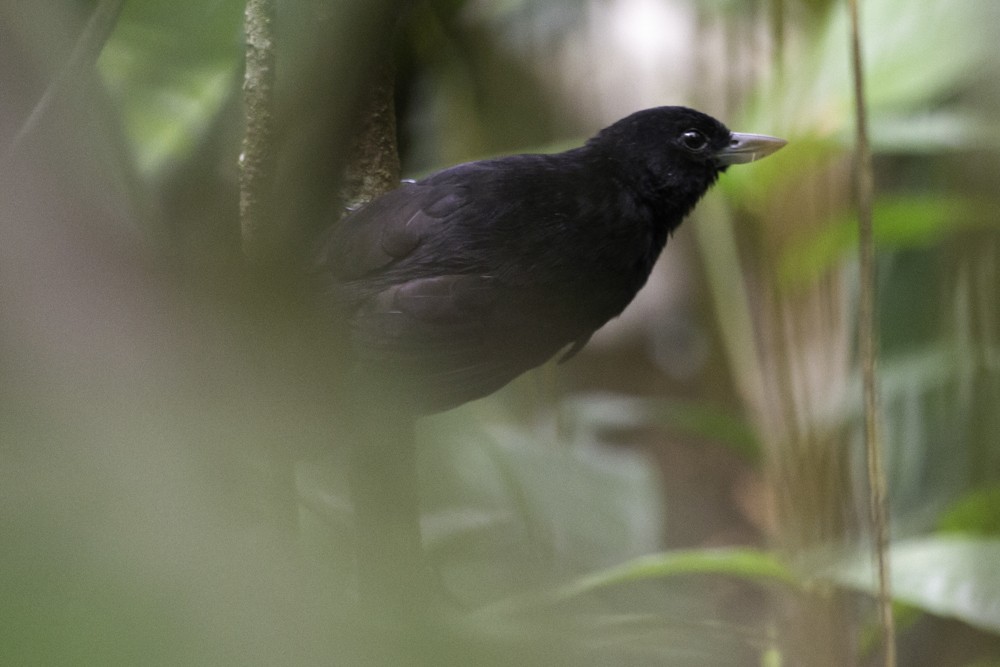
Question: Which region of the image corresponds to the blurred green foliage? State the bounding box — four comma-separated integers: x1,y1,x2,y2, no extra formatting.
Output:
1,0,998,665
99,0,243,174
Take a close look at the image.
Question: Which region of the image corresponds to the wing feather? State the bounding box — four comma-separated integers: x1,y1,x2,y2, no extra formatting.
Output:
322,182,465,281
318,170,601,412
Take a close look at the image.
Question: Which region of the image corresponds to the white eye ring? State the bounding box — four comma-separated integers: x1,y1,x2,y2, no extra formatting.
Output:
680,130,708,151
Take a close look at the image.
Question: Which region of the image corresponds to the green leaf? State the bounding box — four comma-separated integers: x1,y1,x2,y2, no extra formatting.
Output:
415,409,666,602
938,487,1000,537
563,394,761,463
779,196,993,286
870,111,1000,153
98,1,243,175
555,548,799,600
737,0,991,151
830,537,1000,635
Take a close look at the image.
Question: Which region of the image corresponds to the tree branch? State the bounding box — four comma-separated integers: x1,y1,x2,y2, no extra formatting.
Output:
340,58,401,210
239,0,278,259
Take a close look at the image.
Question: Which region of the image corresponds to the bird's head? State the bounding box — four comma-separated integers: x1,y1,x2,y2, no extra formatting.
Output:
588,106,785,213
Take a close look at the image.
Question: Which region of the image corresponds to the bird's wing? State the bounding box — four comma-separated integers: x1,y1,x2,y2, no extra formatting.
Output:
322,182,465,282
319,170,591,412
350,274,565,411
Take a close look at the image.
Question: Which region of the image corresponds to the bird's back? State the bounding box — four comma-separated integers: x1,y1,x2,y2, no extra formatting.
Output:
318,149,663,413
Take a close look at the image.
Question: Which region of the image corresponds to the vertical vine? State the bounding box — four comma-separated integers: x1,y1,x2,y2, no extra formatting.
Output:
847,0,896,665
240,0,277,259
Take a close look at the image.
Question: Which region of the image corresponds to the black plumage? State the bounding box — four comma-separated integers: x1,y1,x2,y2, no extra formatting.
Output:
318,106,785,414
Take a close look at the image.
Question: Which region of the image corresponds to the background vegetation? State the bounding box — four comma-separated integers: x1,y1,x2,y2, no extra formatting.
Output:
1,1,998,665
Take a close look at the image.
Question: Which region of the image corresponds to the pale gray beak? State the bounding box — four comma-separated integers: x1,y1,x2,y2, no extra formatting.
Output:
715,132,787,166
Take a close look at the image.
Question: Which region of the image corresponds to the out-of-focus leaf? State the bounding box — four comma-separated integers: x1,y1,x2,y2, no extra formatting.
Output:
738,0,990,147
463,0,589,43
464,606,771,667
472,548,791,664
858,0,987,113
482,421,665,567
563,393,760,463
719,135,844,214
98,1,243,174
473,608,774,666
835,344,987,530
554,548,798,600
870,111,1000,153
938,487,1000,537
415,408,664,603
829,537,1000,635
779,196,993,286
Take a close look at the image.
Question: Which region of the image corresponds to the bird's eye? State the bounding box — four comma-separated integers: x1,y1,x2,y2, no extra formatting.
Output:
680,130,709,152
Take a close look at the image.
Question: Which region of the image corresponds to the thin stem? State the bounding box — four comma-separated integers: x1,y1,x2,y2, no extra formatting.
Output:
847,1,896,665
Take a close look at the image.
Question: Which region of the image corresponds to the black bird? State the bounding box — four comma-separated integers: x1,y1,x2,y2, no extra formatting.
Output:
318,106,785,414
